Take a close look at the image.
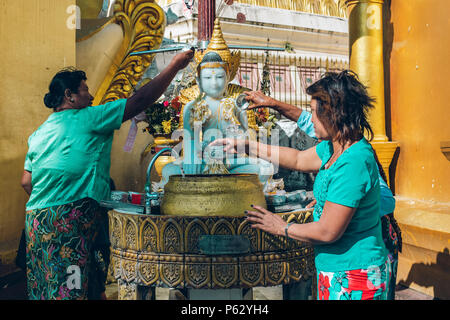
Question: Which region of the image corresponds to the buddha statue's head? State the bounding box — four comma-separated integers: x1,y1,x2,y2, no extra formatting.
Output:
194,18,240,84
197,52,228,99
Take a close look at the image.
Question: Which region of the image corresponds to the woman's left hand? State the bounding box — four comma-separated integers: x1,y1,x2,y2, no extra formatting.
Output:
246,205,287,236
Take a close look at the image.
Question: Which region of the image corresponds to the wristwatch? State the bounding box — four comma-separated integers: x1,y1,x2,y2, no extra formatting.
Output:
284,222,294,238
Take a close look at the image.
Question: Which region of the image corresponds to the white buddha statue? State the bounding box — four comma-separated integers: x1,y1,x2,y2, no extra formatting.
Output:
159,21,274,189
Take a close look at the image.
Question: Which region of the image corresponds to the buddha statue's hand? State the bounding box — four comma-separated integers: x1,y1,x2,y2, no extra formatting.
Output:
203,145,226,162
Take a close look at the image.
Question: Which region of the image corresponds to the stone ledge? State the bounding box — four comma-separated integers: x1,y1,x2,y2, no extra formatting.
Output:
394,197,450,299
395,197,450,234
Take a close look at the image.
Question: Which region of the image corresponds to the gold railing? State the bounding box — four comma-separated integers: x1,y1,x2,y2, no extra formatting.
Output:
235,50,349,111
234,0,346,17
156,0,347,18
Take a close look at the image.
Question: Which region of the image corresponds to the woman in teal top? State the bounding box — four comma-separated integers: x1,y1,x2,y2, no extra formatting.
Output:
20,50,193,300
212,70,390,300
243,88,401,300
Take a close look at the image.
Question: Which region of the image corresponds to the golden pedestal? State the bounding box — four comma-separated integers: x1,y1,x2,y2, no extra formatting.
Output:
109,209,315,299
371,141,399,185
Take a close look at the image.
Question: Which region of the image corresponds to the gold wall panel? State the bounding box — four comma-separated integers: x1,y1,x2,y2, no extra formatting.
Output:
139,218,160,252
0,0,77,265
211,256,239,289
118,280,138,300
184,255,212,288
264,252,287,286
239,255,265,288
185,219,210,253
161,218,184,254
159,253,185,287
138,255,160,286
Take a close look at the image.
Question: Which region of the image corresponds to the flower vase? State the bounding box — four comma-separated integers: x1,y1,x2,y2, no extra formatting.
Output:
152,135,180,179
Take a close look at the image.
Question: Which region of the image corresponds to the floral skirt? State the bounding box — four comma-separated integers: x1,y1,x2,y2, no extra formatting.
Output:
381,213,402,300
25,198,101,300
317,258,391,300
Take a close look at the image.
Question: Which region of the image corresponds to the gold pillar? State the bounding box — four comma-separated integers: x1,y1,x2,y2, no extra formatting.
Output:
346,0,386,142
345,0,398,184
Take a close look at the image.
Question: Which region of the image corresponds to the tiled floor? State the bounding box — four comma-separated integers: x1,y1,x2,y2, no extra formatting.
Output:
394,285,435,300
0,269,436,300
104,282,435,300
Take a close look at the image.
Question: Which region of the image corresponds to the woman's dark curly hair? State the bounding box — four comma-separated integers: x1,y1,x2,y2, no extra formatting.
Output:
43,67,87,109
306,70,375,144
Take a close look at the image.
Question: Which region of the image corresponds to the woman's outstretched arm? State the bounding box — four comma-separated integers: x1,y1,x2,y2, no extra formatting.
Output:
210,138,322,173
123,50,194,122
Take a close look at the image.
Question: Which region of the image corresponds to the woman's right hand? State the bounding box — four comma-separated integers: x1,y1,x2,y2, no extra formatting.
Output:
244,91,277,110
209,137,248,155
169,49,194,71
123,49,194,122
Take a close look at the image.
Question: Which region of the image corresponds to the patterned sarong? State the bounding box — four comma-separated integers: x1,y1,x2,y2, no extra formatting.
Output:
380,213,402,300
25,198,100,300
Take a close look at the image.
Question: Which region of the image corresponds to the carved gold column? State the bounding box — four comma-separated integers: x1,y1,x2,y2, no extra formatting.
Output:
441,141,450,162
345,0,398,184
93,0,166,105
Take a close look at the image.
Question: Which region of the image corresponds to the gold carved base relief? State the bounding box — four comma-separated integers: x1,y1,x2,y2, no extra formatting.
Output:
109,209,315,292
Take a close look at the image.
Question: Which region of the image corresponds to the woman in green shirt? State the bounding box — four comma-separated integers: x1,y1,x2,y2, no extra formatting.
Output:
211,70,390,300
20,50,193,300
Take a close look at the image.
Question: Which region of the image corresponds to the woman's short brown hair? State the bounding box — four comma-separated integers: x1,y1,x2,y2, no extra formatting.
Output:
306,70,375,144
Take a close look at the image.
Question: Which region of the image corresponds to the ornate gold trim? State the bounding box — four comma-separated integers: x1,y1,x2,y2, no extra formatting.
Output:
178,83,263,130
344,0,384,5
371,141,399,187
109,209,315,291
194,19,241,81
93,0,166,105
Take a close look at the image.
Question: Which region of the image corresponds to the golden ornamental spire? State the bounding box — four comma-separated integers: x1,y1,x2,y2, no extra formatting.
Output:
194,19,241,80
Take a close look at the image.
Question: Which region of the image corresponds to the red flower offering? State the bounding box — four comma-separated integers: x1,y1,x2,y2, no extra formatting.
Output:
171,97,181,110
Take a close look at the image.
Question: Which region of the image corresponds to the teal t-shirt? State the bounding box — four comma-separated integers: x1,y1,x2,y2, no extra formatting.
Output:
24,99,127,210
313,138,387,272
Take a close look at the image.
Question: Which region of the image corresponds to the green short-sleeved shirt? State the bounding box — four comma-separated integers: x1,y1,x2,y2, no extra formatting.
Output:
24,99,127,210
313,138,387,272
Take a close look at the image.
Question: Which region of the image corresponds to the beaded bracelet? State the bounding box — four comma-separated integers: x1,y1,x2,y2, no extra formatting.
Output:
284,222,294,238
